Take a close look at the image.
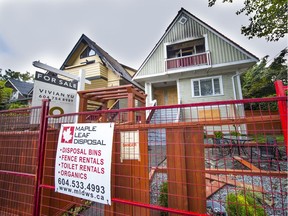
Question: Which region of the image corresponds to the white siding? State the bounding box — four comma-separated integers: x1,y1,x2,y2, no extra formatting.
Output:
179,73,235,104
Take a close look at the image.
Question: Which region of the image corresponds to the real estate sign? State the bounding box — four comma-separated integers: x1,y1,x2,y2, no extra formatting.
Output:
31,71,77,122
55,123,114,205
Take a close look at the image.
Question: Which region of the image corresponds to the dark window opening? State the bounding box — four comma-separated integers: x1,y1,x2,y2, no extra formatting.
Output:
80,47,96,59
166,38,205,59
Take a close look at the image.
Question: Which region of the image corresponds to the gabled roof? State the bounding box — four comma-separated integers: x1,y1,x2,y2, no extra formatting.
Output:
60,34,143,90
135,7,259,76
5,79,34,97
177,8,258,60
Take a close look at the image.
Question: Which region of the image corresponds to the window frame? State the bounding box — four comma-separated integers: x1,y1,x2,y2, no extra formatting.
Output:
80,47,96,59
191,76,224,97
165,37,206,59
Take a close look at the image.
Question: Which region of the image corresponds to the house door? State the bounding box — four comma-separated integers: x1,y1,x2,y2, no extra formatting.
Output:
153,85,178,106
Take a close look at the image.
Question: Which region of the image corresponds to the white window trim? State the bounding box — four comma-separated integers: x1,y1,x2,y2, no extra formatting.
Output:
164,37,205,58
203,34,209,51
191,75,223,97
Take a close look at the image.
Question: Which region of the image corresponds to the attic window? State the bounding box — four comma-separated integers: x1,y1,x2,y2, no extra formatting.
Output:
178,16,187,25
80,47,96,58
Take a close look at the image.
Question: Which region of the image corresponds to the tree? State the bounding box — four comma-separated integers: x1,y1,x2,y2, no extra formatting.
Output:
0,80,13,110
208,0,288,41
0,69,33,110
0,69,33,81
241,48,288,99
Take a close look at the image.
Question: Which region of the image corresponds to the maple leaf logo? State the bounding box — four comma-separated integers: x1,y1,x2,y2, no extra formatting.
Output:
61,126,74,143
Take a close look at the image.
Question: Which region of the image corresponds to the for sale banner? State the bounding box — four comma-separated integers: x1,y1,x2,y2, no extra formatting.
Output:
31,71,77,123
55,123,114,205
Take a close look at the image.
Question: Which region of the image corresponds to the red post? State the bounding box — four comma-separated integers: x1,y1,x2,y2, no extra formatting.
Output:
274,80,288,156
33,99,50,216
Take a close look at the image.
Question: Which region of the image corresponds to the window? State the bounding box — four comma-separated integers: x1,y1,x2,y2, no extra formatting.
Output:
166,38,205,59
80,47,96,58
178,16,187,25
191,76,223,97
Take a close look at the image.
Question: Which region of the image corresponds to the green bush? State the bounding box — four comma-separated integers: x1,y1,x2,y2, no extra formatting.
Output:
158,181,168,216
226,191,266,216
230,131,241,137
214,131,224,139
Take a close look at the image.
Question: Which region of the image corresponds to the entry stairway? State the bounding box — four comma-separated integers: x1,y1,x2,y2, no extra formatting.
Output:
148,108,179,146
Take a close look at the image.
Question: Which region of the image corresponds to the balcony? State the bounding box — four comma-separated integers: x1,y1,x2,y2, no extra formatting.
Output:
165,51,211,71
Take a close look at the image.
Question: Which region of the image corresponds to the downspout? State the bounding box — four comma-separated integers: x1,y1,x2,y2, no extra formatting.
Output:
176,79,181,122
231,70,243,100
145,82,151,118
231,70,246,134
145,82,151,106
237,72,243,100
231,72,238,100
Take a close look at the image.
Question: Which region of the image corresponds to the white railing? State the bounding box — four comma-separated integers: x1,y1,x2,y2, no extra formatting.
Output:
146,100,157,122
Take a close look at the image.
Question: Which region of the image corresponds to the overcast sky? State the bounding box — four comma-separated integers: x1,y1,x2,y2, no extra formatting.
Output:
0,0,287,75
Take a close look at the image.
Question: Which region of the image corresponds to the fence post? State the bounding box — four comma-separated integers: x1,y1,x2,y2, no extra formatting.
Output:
33,99,50,216
166,126,206,214
274,80,288,155
105,129,150,215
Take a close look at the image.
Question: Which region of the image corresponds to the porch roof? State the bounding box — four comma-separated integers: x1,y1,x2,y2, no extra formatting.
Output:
78,84,146,105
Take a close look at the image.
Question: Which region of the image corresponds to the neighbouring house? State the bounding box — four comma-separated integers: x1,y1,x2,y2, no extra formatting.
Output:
60,34,144,111
133,8,259,134
5,79,33,106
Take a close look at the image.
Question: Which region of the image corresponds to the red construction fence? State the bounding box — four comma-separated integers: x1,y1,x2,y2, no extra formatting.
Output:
0,95,287,215
275,80,288,153
0,106,42,215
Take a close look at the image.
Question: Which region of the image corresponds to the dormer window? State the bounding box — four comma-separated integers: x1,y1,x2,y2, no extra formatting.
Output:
80,47,96,58
167,38,205,59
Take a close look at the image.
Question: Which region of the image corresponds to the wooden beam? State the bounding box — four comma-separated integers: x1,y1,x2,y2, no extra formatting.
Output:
233,156,261,171
184,126,206,213
206,180,226,198
151,167,271,196
206,168,287,178
90,95,128,101
204,142,286,148
149,168,156,183
151,167,167,173
115,115,280,130
205,174,266,193
127,92,134,122
128,87,146,101
84,89,127,98
78,96,87,123
166,128,189,214
152,167,287,178
77,84,145,113
78,84,134,94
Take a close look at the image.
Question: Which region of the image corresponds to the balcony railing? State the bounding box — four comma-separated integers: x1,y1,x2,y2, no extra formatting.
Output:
165,51,211,70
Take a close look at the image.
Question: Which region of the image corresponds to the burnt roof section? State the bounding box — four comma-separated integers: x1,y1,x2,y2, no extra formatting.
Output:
5,79,34,96
60,34,143,90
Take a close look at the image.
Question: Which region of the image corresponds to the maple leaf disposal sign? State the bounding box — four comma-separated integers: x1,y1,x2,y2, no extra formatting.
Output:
55,123,114,205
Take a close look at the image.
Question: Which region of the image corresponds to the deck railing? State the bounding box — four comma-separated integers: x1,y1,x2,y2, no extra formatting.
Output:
165,51,211,70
